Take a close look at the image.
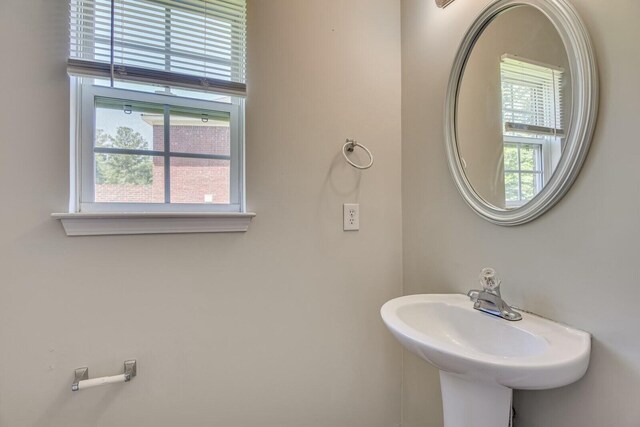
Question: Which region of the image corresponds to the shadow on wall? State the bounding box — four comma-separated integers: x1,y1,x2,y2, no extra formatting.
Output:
323,150,363,198
316,149,364,226
35,385,121,427
514,338,640,426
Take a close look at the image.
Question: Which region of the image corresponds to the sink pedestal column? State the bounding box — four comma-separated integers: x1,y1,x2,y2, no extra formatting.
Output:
440,371,512,427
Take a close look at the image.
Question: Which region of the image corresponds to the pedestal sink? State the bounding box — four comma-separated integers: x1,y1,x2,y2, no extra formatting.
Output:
381,294,590,427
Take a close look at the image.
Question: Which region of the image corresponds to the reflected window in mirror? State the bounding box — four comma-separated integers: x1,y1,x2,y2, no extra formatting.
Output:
503,142,543,206
446,1,598,225
500,55,564,207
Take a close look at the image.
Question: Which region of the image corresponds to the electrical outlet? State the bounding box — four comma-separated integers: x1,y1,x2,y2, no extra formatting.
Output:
343,203,360,231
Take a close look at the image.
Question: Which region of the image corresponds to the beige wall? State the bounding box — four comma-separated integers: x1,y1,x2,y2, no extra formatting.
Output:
0,1,402,426
457,6,570,207
402,0,640,426
4,0,637,426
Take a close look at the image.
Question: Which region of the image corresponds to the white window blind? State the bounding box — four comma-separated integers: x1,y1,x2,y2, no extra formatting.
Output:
500,55,564,137
69,0,246,96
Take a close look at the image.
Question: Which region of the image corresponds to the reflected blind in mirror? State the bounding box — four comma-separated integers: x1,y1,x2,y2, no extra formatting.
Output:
500,55,563,137
69,0,246,96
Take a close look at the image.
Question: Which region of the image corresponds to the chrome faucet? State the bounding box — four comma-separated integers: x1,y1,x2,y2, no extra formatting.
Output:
467,268,522,321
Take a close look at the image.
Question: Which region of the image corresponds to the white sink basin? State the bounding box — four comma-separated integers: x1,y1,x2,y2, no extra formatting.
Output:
381,294,590,427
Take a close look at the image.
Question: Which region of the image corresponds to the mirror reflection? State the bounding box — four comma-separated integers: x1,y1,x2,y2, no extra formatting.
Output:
456,5,572,209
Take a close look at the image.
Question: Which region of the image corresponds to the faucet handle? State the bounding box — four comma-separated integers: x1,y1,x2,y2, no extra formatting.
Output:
479,267,501,292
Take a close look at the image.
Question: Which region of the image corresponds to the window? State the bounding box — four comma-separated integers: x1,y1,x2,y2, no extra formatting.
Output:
503,141,543,204
500,55,564,207
68,0,247,214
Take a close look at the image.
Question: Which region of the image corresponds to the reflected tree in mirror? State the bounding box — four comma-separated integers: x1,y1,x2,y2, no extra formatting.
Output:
500,56,563,207
445,0,599,225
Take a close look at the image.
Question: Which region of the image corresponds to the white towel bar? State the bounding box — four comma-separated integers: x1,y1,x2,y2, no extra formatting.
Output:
72,360,137,392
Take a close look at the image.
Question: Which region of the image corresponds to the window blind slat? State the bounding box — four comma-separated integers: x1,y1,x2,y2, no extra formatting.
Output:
79,35,241,71
69,0,246,96
109,6,246,40
501,56,563,137
67,58,246,96
71,26,246,53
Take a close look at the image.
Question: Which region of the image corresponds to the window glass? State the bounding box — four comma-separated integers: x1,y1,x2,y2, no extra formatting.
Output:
93,79,233,103
169,109,231,156
170,158,230,204
90,93,236,207
504,172,519,203
95,99,162,151
95,155,165,203
501,56,563,206
503,142,543,205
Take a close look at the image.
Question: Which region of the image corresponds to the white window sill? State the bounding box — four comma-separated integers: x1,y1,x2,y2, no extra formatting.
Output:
51,212,256,236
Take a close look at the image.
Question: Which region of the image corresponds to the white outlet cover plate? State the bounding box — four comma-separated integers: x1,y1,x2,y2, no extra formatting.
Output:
343,203,360,231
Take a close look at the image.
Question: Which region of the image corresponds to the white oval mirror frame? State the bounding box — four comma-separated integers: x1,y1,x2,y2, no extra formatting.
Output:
444,0,598,226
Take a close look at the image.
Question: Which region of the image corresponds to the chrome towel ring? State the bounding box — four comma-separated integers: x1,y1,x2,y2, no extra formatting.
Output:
342,139,374,170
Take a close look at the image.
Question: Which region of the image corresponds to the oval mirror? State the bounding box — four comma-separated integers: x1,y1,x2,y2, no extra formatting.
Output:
445,0,598,225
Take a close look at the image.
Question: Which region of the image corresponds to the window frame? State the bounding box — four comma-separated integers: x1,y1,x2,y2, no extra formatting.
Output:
73,79,245,214
58,0,252,235
503,136,546,208
500,55,564,208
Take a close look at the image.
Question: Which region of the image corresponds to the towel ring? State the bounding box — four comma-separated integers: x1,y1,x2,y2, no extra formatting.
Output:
342,139,374,170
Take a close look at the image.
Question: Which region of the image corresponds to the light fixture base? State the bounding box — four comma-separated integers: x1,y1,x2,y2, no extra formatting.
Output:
436,0,455,8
